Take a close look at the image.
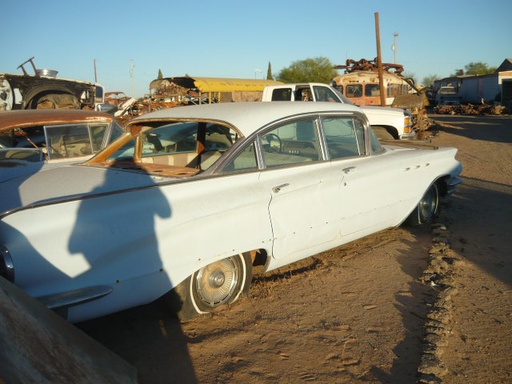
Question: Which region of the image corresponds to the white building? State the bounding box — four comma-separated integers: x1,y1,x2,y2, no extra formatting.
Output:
434,59,512,108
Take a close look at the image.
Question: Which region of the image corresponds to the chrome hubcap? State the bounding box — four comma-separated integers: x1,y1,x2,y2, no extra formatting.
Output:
210,271,226,288
194,257,242,307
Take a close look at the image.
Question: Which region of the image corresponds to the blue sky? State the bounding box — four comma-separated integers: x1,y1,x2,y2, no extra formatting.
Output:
2,0,510,98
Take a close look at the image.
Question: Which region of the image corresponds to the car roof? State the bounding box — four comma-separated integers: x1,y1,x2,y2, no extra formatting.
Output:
128,102,364,137
0,109,115,132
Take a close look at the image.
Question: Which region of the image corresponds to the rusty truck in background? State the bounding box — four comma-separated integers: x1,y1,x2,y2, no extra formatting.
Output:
0,57,104,111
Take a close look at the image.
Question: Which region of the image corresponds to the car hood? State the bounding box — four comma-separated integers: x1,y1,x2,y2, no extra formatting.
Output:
0,165,163,215
359,105,406,116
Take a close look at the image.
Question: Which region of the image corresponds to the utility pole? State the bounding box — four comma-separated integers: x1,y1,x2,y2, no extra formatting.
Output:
130,60,135,98
392,32,399,64
374,12,386,106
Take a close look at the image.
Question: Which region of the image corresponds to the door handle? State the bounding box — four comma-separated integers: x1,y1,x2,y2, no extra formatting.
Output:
272,183,290,193
342,166,356,174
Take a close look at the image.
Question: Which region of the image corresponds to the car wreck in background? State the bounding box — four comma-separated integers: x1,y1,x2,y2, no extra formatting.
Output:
333,58,431,131
0,109,124,182
149,76,283,105
0,57,104,111
261,82,416,140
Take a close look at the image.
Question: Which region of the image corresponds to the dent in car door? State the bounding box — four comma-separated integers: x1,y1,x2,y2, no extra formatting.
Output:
256,118,342,269
260,162,343,269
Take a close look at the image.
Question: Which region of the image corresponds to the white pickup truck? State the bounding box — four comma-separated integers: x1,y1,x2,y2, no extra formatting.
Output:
262,83,416,140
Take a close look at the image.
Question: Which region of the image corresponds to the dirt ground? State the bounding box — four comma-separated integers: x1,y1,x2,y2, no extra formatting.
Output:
79,114,512,384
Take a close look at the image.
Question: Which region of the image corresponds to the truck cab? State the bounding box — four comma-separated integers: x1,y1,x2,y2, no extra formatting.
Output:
262,83,416,140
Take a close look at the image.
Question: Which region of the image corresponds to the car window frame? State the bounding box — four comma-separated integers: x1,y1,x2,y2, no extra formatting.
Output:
217,111,378,175
319,115,368,160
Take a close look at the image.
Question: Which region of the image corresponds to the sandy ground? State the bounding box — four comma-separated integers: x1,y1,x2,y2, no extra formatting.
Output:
79,114,512,383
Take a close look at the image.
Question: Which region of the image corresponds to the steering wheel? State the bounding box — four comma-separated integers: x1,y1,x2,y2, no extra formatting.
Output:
263,133,282,153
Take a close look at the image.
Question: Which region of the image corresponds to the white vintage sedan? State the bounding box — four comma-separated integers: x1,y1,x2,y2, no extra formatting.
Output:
0,102,462,322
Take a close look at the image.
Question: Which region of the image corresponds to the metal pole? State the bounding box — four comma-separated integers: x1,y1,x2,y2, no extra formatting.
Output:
130,60,135,98
392,32,399,64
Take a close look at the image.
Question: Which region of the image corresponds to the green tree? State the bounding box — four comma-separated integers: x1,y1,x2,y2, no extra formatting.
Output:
464,62,497,75
266,62,273,80
451,62,496,77
277,57,339,83
158,69,163,79
422,74,440,87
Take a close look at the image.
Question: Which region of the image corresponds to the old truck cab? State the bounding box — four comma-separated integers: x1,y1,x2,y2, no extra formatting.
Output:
262,83,416,140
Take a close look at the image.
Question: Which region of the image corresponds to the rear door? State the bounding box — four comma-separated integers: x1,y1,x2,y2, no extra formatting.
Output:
321,115,408,236
255,116,343,267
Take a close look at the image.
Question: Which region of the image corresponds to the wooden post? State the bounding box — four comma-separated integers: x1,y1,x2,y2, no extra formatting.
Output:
375,12,386,106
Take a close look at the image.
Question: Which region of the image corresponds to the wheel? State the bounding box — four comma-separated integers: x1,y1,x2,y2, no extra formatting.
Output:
372,126,395,141
407,183,439,225
32,93,80,109
171,253,253,321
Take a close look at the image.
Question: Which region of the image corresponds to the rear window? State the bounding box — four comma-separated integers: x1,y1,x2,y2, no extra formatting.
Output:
271,88,292,101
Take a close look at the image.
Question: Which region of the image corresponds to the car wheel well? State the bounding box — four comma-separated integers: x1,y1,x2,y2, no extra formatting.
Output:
250,249,268,267
436,177,449,196
406,182,440,226
372,125,398,140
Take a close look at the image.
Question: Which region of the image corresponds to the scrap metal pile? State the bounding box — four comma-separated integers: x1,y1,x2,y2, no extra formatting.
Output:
434,103,508,115
335,58,434,132
335,58,406,75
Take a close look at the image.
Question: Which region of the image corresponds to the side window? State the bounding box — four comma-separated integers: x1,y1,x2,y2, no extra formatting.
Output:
222,142,258,172
296,88,313,101
346,84,362,98
5,125,44,148
44,124,93,159
261,118,321,168
89,123,109,152
271,88,292,101
322,117,365,159
205,124,236,151
313,86,341,102
387,83,399,98
365,84,381,97
370,128,384,153
0,132,13,147
105,122,125,146
108,139,135,161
